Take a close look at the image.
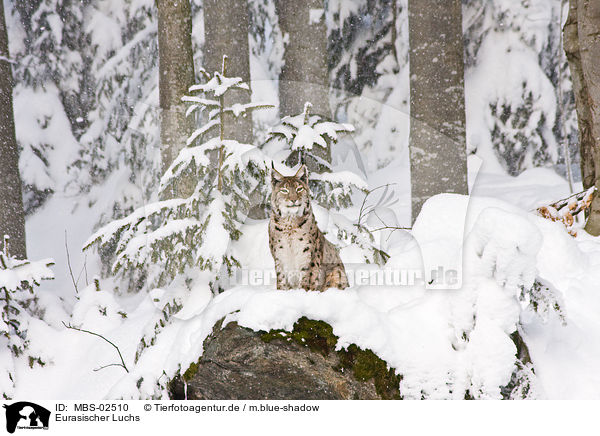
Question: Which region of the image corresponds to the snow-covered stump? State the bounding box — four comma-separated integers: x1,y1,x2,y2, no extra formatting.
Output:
169,318,401,400
451,208,543,399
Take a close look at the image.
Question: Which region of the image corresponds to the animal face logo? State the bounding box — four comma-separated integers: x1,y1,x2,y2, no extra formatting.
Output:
3,402,50,433
271,164,311,218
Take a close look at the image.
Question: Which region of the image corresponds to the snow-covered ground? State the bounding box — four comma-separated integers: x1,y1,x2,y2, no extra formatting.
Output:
4,0,595,402
12,154,600,399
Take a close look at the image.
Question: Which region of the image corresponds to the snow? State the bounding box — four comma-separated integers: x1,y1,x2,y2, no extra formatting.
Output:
309,8,324,25
7,0,600,402
83,193,577,399
85,5,123,60
18,176,600,400
310,171,367,190
465,33,558,174
292,124,327,151
84,197,189,249
189,73,249,97
14,84,80,194
186,119,220,145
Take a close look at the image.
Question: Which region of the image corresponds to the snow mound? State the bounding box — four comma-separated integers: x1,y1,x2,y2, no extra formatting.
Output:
16,194,600,400
104,195,550,399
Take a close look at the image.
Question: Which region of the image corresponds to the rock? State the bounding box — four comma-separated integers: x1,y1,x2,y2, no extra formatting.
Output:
169,317,402,400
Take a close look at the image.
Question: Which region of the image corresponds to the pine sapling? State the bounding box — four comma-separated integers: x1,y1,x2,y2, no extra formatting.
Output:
265,101,366,209
265,101,395,265
83,55,274,362
0,235,54,398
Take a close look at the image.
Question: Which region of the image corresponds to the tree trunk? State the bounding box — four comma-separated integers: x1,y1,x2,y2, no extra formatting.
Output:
0,0,26,259
276,0,331,166
563,0,600,235
408,0,468,223
203,0,253,144
156,0,195,174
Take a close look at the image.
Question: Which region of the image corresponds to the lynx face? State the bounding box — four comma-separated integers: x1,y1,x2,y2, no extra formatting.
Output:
271,165,311,218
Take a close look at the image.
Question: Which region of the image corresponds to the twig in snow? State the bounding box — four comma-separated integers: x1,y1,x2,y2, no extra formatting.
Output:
64,230,78,293
75,254,89,288
62,322,129,373
356,183,400,228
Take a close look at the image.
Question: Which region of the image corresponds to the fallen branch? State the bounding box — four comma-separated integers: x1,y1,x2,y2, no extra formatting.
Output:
535,186,596,236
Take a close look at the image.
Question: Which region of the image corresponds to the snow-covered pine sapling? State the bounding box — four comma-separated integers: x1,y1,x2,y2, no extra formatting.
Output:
84,55,273,291
264,102,391,265
0,236,54,399
179,55,274,193
519,278,566,326
265,101,366,209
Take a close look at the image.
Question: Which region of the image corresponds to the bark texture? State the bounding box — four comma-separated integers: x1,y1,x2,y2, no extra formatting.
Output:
0,0,27,259
276,0,332,168
408,0,468,223
276,0,330,119
203,0,253,144
563,0,600,235
169,320,401,400
156,0,195,173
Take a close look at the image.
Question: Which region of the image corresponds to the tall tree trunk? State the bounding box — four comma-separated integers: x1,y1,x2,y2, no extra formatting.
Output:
276,0,331,166
156,0,195,174
408,0,468,223
563,0,600,235
203,0,253,144
0,0,26,259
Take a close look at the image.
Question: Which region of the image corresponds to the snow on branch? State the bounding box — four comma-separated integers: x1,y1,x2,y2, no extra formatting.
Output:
188,73,249,96
265,101,364,209
222,102,275,117
1,241,54,398
83,197,190,250
186,119,220,145
84,54,274,293
267,103,354,154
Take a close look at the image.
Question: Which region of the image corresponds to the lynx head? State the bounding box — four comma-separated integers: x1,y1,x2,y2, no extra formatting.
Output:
271,164,310,218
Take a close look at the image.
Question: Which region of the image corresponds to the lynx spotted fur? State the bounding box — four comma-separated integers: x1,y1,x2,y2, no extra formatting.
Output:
268,165,348,291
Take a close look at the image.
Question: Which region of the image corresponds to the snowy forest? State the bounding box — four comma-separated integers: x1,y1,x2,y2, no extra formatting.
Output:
1,0,600,401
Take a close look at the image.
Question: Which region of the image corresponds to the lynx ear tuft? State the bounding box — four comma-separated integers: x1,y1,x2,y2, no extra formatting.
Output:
295,164,309,183
271,163,284,184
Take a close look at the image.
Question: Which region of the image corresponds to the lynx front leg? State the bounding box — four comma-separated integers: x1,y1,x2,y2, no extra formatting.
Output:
306,255,327,292
275,266,292,290
299,266,315,291
325,265,349,290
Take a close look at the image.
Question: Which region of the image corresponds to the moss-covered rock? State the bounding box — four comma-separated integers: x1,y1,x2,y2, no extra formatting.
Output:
169,317,402,400
261,317,401,399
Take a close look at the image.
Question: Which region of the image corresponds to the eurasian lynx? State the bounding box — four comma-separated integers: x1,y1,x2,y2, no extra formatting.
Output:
268,164,348,291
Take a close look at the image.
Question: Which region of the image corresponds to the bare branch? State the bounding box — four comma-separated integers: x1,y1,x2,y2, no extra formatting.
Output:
93,363,128,372
64,230,78,294
62,321,129,373
370,225,411,232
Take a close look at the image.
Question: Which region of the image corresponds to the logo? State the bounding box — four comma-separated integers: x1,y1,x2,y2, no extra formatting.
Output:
3,402,50,433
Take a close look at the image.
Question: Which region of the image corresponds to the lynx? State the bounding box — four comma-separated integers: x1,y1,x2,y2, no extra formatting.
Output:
268,164,349,291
